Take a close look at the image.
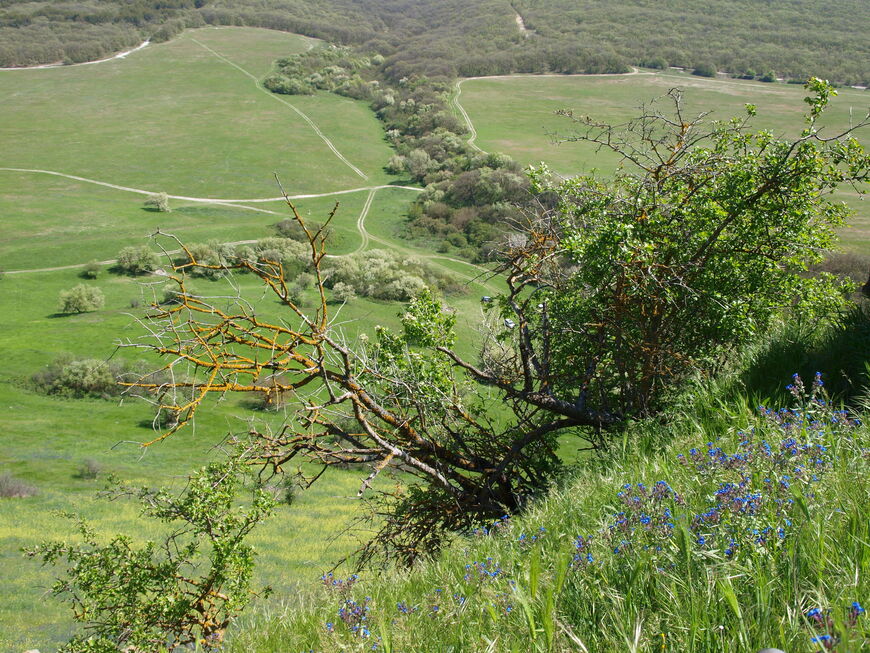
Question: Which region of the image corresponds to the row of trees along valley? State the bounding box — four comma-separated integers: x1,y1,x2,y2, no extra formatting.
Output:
265,45,533,261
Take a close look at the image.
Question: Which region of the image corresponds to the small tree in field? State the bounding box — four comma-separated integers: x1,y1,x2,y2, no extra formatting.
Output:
80,260,101,279
59,284,104,313
116,245,159,275
119,80,867,565
332,281,356,303
28,455,275,652
143,191,170,212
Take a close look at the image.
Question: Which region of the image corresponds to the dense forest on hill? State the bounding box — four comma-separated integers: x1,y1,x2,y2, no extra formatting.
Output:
1,0,868,85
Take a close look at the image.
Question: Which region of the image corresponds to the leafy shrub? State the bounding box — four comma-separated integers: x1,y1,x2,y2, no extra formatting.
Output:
75,458,101,480
332,281,356,303
31,357,147,399
0,473,38,498
80,260,101,279
274,218,328,242
323,250,461,301
177,241,235,279
28,457,276,652
116,245,159,275
692,61,716,77
143,192,170,212
59,284,105,314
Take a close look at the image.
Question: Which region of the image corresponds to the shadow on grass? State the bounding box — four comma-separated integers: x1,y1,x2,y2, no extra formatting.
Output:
740,301,870,406
47,312,84,318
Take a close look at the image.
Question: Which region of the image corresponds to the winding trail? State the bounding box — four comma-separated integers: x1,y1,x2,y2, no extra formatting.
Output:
0,31,497,287
0,167,420,204
452,81,482,152
453,68,649,152
353,189,377,254
189,37,368,181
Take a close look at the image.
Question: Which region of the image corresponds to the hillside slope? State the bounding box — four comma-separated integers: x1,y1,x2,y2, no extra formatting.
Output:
2,0,868,84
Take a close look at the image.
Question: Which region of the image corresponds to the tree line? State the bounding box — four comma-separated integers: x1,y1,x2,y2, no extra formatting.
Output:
264,45,532,260
2,0,866,85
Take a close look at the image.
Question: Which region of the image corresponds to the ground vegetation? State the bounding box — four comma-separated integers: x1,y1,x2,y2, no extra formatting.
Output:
116,82,867,574
2,0,866,85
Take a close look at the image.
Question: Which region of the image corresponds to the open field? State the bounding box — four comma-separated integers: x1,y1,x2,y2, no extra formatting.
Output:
0,262,491,650
0,26,395,200
6,23,867,652
456,71,870,251
0,26,502,650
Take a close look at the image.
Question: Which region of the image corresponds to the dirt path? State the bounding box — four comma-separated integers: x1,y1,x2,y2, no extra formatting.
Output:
451,81,483,152
0,167,420,204
0,167,428,274
0,40,150,71
353,188,377,254
189,37,368,181
515,13,530,37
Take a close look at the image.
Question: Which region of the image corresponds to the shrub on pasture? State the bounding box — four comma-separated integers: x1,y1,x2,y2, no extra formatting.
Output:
80,260,101,279
59,283,105,313
75,458,101,480
116,245,159,275
0,473,37,498
143,191,170,212
31,356,146,399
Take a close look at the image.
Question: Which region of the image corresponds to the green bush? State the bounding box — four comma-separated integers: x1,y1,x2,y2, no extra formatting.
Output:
143,191,170,212
116,245,159,275
59,284,105,314
692,61,716,77
80,260,101,279
31,357,147,399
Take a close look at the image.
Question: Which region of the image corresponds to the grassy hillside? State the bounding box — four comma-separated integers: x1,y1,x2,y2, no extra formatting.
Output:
224,344,870,651
0,26,498,651
456,71,870,252
0,27,395,200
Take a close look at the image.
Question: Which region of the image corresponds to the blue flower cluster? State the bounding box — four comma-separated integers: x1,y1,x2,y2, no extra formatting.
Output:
463,557,504,583
607,481,680,554
321,572,359,592
572,535,594,567
336,596,372,637
805,602,865,649
517,526,546,546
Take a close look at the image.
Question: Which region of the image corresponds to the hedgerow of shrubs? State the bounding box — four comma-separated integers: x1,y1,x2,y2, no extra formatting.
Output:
265,48,529,260
30,356,149,399
323,249,465,301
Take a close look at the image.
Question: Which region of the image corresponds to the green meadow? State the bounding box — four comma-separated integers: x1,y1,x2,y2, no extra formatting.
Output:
457,71,870,251
0,26,499,651
0,265,489,651
0,26,395,199
2,25,868,652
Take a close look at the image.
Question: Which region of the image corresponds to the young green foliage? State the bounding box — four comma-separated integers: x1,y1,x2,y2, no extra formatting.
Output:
26,454,276,652
519,79,869,416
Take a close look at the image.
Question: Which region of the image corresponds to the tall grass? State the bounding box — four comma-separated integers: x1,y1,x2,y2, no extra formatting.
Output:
226,315,870,652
